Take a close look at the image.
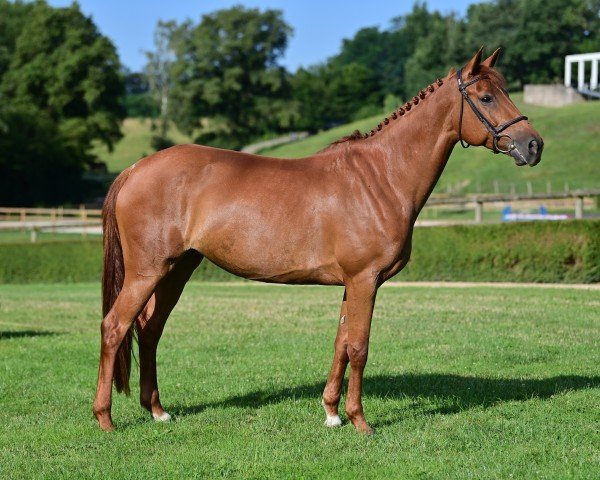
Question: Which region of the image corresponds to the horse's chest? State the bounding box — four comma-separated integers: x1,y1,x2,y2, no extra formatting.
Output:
376,224,414,280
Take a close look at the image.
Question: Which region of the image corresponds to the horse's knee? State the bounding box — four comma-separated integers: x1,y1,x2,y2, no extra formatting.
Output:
347,342,368,367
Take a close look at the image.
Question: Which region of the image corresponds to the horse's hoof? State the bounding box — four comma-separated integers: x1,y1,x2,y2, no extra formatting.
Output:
152,411,172,422
356,424,374,435
97,418,115,432
325,415,342,427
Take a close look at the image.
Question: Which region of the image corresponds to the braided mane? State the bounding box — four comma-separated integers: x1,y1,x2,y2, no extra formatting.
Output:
324,76,446,150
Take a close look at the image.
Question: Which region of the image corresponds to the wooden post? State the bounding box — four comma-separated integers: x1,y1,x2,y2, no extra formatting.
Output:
80,204,88,238
20,208,26,232
50,209,56,232
575,196,584,219
30,228,37,243
475,200,483,223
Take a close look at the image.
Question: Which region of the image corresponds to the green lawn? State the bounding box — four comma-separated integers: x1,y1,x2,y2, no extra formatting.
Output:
0,282,598,478
261,94,600,195
0,230,99,244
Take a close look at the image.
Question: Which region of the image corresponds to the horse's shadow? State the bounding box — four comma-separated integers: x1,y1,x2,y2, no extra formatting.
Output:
0,330,58,340
171,373,599,426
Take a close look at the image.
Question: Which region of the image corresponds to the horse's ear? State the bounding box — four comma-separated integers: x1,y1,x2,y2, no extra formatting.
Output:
481,48,501,68
464,46,484,76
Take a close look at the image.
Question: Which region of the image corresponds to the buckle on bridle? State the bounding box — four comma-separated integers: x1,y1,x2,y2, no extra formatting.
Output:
493,133,515,154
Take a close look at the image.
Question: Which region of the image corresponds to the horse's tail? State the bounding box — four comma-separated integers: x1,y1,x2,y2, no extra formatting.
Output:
102,169,132,395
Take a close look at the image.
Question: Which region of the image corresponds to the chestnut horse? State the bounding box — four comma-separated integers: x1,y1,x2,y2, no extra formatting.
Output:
93,48,543,433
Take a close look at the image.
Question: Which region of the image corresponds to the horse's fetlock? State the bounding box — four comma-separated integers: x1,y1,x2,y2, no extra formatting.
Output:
345,403,363,420
322,391,340,409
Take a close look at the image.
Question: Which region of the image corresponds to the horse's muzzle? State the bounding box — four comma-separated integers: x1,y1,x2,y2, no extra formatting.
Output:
510,135,543,167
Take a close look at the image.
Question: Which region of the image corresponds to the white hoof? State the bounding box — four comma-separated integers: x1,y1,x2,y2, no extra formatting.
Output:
152,411,172,422
325,415,342,427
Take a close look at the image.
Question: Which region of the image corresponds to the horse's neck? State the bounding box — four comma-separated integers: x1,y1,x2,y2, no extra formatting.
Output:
372,83,459,215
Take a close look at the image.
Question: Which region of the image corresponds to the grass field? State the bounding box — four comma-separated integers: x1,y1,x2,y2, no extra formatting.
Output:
0,282,598,478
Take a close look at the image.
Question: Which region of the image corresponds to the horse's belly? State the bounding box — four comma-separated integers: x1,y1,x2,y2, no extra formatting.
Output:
190,215,343,285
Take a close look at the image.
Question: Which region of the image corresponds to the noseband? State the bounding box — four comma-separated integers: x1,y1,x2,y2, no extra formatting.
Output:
456,67,528,154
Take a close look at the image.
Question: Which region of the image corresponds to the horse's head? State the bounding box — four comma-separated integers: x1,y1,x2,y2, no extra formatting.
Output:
454,47,543,166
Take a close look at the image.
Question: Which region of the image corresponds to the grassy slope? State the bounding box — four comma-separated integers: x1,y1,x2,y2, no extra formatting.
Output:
260,95,600,194
0,283,598,479
93,118,191,172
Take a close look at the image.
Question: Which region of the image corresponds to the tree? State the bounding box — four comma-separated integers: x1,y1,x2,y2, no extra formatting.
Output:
403,12,464,95
123,69,157,118
145,21,176,141
332,27,406,99
291,62,379,132
0,1,124,205
464,0,600,87
168,6,293,149
0,0,34,78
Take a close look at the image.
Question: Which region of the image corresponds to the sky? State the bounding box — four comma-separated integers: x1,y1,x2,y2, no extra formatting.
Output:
48,0,481,72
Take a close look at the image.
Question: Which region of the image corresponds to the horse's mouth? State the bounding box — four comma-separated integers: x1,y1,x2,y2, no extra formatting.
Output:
510,147,533,167
509,138,543,167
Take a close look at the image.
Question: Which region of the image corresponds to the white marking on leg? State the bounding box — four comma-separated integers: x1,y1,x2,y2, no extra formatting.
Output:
152,411,172,422
325,415,342,427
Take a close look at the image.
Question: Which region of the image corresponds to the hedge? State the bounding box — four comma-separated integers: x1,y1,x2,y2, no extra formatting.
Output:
0,220,598,284
402,220,599,283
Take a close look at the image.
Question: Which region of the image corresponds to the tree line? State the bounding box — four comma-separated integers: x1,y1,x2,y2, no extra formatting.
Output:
1,0,598,205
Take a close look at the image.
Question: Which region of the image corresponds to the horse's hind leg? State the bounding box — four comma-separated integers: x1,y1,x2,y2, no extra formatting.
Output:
137,251,202,421
322,290,349,427
93,273,165,431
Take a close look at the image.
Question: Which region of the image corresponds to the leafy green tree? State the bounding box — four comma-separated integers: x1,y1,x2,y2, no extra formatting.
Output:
291,62,378,131
0,1,124,205
0,0,33,78
403,12,464,95
465,0,600,87
123,70,157,118
145,21,176,143
168,6,293,149
328,3,456,107
333,27,406,99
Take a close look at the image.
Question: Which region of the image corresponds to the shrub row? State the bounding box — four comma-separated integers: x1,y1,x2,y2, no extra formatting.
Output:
401,220,599,283
0,221,598,284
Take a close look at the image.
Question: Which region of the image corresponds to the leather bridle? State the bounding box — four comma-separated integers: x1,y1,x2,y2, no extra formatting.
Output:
456,67,528,154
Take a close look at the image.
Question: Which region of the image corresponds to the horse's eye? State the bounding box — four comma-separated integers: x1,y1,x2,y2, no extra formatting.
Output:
481,95,493,104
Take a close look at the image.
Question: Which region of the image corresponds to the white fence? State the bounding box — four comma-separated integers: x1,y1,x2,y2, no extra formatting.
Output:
564,52,600,90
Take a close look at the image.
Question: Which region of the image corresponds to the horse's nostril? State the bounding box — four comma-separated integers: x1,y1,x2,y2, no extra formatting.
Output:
528,139,538,155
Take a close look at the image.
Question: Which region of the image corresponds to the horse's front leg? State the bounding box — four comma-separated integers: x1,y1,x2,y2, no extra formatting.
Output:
322,290,348,427
344,275,377,434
